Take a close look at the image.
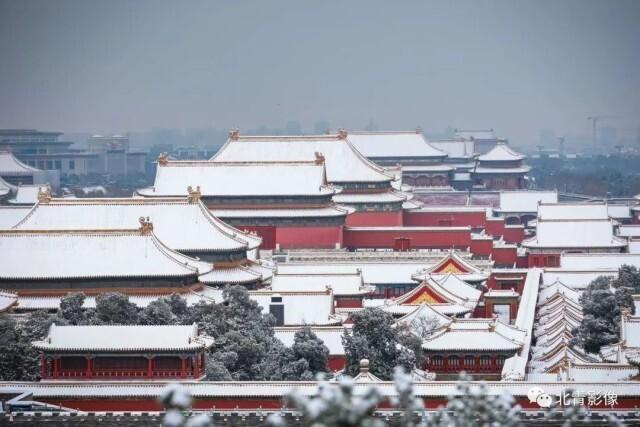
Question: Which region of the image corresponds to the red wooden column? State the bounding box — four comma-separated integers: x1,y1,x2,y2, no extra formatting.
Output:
146,356,153,379
86,356,93,378
180,356,186,378
40,355,46,379
53,357,59,378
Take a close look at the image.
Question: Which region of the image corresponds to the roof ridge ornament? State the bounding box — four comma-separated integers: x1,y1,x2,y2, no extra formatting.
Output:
314,152,325,165
157,152,169,166
187,185,201,203
228,128,240,141
139,216,154,235
337,128,348,140
37,185,52,203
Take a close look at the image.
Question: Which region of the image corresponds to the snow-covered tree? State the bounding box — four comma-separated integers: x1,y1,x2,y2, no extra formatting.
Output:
572,274,633,353
164,293,189,321
94,292,140,325
140,298,177,325
58,292,88,325
612,264,640,294
343,308,416,380
290,326,330,375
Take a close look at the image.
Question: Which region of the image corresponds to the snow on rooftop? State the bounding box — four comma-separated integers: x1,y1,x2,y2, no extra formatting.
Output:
13,197,260,252
560,253,640,270
422,318,526,351
477,143,525,162
523,219,625,249
0,176,13,197
215,206,352,219
270,272,370,296
608,204,632,219
8,185,48,205
0,290,17,312
618,225,640,238
347,131,447,159
276,262,425,285
537,202,609,221
0,228,205,281
0,151,39,175
32,324,213,352
496,191,558,213
210,133,394,183
542,269,618,289
427,139,475,159
0,206,31,228
138,160,336,198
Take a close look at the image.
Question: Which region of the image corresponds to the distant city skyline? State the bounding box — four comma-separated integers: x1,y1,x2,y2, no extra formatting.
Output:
1,0,639,146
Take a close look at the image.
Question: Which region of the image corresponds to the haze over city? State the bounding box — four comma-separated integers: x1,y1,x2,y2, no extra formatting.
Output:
1,0,639,146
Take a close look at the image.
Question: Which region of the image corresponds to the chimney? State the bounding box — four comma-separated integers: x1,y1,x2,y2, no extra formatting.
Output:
269,294,284,326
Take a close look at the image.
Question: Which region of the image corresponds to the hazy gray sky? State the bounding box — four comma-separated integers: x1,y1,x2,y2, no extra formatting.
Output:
1,0,639,145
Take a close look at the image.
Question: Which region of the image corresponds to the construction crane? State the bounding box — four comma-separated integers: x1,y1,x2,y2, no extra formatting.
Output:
587,115,617,151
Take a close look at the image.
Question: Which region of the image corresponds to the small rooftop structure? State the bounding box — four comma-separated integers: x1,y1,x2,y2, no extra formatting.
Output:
523,219,626,250
422,317,526,352
0,150,39,176
477,143,525,162
537,202,610,221
8,184,51,206
495,190,558,214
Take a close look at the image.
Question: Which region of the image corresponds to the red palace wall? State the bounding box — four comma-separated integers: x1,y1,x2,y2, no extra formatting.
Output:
345,211,403,227
403,210,486,228
528,253,561,268
334,297,364,308
491,246,518,266
484,218,505,236
343,228,472,250
276,226,343,249
234,225,342,250
470,238,493,257
502,226,525,244
328,355,347,371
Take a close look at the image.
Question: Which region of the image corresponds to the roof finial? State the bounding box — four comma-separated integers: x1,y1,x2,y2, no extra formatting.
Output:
416,126,422,134
314,152,325,165
359,358,370,374
187,185,202,203
228,128,240,141
337,128,348,140
37,185,52,203
139,216,154,235
157,152,169,166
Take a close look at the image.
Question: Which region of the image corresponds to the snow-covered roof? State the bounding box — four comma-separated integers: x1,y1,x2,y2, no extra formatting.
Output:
560,253,640,270
427,139,475,159
617,225,640,238
433,273,482,301
197,287,339,325
138,160,336,198
332,190,407,204
198,261,273,285
496,191,558,214
214,206,352,219
0,226,206,281
537,202,609,221
474,165,531,174
0,176,13,197
412,251,489,283
210,133,394,184
394,303,452,332
274,326,347,356
542,269,618,289
347,131,447,159
0,151,38,175
401,164,454,173
276,262,426,285
422,318,526,351
608,204,632,220
523,219,626,249
8,185,49,206
0,290,17,312
32,323,213,352
13,197,260,252
477,143,525,162
270,272,372,296
537,279,581,305
0,206,30,228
